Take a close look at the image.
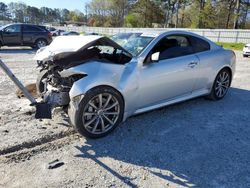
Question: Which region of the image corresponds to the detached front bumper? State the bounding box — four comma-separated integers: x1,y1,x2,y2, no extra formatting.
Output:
35,91,70,119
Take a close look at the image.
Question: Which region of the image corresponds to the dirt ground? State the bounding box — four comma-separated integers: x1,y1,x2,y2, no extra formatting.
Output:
0,47,250,188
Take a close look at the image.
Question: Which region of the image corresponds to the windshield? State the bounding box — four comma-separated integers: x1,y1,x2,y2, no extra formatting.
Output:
112,34,154,56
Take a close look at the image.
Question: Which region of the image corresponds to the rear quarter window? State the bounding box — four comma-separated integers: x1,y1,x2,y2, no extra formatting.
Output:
189,36,210,53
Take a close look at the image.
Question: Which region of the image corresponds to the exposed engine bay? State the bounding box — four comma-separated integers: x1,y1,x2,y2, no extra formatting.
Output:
35,35,132,110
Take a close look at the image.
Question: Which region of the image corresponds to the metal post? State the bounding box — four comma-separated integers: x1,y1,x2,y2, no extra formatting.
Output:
0,59,37,104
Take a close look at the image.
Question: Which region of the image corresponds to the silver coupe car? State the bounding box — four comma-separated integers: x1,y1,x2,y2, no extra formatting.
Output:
34,31,236,138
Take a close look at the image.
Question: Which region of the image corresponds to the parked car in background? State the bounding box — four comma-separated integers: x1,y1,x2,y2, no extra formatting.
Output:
51,29,65,36
0,23,52,49
46,26,56,32
34,31,235,138
61,31,80,36
85,32,100,36
243,43,250,57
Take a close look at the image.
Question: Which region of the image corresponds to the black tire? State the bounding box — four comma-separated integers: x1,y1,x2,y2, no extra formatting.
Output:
73,86,124,138
34,38,48,49
36,70,48,95
206,68,231,100
243,54,248,57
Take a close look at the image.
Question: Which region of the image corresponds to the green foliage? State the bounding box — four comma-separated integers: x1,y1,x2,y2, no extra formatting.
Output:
89,0,128,27
200,0,216,28
129,0,164,27
216,42,245,51
125,13,140,27
0,0,250,29
0,2,85,24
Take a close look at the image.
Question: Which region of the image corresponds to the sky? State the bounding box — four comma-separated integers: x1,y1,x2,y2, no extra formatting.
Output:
1,0,90,11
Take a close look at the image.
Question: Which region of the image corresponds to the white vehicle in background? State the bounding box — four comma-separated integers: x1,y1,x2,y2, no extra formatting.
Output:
243,43,250,57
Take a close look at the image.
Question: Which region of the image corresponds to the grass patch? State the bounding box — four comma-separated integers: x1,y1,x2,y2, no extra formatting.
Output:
216,42,245,51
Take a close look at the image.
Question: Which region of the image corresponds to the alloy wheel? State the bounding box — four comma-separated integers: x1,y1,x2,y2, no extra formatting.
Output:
215,71,230,98
37,40,47,48
82,93,120,135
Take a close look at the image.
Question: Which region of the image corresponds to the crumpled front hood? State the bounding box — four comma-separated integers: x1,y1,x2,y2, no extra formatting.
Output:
34,35,103,61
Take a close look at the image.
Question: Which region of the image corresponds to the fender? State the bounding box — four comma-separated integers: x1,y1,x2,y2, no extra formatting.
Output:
65,60,140,119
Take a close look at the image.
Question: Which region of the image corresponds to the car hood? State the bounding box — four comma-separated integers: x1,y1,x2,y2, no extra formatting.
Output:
34,35,132,62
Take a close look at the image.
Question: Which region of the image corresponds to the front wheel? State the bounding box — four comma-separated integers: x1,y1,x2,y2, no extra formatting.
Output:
36,70,48,95
73,87,124,138
206,69,231,100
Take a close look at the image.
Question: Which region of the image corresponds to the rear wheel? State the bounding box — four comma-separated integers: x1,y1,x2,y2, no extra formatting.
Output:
73,87,124,138
243,54,248,57
35,39,47,49
206,69,231,100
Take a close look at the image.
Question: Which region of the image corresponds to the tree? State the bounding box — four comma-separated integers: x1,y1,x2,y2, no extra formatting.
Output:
26,6,42,23
0,2,9,20
61,9,70,22
125,13,140,27
200,0,216,28
8,2,27,22
68,10,85,22
128,0,164,27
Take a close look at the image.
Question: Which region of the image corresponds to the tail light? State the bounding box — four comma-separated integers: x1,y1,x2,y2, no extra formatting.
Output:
48,32,52,39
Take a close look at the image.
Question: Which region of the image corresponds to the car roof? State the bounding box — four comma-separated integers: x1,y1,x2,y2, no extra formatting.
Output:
2,23,47,29
120,30,212,41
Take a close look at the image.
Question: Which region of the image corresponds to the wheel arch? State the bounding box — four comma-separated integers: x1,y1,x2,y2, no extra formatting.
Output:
85,84,126,110
215,65,233,86
68,84,125,138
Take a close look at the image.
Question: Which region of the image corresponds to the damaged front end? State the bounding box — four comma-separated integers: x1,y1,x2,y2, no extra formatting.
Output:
34,35,132,119
35,60,86,119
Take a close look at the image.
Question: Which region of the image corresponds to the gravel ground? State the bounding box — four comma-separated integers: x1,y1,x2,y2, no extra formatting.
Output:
0,47,250,188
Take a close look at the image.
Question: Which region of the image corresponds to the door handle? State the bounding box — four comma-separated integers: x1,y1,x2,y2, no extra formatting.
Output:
188,62,198,68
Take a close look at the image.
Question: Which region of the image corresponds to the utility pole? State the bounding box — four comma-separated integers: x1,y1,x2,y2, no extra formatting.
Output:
234,0,240,29
85,4,88,26
175,0,180,28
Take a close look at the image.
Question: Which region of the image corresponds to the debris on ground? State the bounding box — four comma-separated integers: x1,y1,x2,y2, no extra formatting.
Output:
47,159,65,169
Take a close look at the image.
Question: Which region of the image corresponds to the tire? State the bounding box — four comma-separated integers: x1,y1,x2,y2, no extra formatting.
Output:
206,68,231,100
243,54,248,57
73,86,124,138
36,70,48,95
34,39,48,49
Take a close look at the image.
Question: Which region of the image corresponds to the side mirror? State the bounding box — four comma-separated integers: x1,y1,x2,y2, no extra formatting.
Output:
151,52,160,62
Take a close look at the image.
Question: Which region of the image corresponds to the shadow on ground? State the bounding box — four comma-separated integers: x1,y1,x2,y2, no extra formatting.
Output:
74,87,250,187
0,48,36,54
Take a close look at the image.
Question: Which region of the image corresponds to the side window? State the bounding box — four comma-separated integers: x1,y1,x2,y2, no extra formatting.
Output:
23,25,43,32
189,36,210,53
4,25,21,33
168,35,189,47
151,35,194,61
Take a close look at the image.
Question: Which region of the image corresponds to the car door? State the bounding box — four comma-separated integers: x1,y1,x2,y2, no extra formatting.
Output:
22,25,44,45
2,24,22,45
137,35,199,109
